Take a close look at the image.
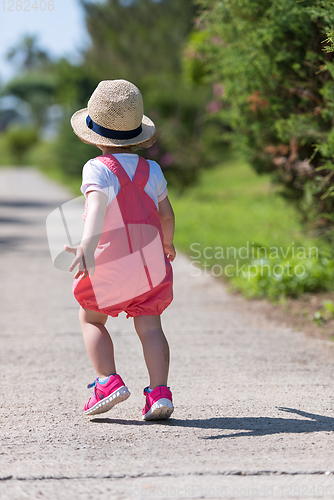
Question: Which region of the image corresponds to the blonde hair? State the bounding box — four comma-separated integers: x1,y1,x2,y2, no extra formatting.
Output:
132,131,157,151
95,131,157,152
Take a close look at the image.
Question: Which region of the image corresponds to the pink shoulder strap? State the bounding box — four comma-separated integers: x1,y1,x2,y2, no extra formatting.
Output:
96,154,150,190
132,156,150,189
96,154,131,187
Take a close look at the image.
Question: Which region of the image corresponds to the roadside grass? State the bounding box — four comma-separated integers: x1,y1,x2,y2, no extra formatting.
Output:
169,155,321,260
0,133,16,166
168,155,334,299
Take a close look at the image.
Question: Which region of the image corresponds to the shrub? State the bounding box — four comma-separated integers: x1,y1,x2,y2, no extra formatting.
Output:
313,300,334,325
231,255,334,300
4,125,38,164
190,0,334,238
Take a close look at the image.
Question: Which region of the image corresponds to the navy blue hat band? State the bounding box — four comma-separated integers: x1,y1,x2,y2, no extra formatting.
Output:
86,115,142,140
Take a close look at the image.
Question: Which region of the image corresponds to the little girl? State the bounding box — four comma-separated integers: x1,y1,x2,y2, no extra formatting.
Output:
65,79,175,420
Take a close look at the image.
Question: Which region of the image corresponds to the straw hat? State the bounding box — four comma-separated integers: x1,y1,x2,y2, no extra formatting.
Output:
70,79,155,147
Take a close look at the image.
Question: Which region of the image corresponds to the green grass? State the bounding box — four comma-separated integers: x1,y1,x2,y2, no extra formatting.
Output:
168,155,332,297
170,156,323,259
0,133,16,166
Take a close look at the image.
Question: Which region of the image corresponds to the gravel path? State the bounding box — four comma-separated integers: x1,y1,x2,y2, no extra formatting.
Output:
1,167,334,500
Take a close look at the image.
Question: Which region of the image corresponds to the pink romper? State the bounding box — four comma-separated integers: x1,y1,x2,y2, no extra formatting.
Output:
72,154,173,318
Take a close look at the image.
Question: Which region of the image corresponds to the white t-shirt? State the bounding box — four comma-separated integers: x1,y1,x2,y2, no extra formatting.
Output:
81,153,168,209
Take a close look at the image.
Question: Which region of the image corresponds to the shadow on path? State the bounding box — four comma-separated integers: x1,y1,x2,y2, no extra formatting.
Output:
0,235,29,251
90,408,334,439
0,200,63,209
0,216,35,225
0,198,66,252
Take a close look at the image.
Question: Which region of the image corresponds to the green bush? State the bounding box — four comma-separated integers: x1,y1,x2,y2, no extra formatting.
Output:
4,125,38,164
49,0,220,190
231,255,334,300
54,112,99,178
140,79,214,191
189,0,334,237
313,300,334,325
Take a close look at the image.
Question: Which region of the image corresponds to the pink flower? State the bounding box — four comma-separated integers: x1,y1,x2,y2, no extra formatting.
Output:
147,143,160,158
160,153,174,167
210,36,225,46
213,83,225,97
206,100,222,114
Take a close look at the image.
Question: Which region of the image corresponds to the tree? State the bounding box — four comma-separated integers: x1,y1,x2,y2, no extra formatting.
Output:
6,35,50,72
82,0,195,83
3,35,55,129
52,0,215,189
190,0,334,235
4,73,56,129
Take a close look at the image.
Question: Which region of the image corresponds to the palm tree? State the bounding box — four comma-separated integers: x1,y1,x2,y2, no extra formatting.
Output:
6,35,50,72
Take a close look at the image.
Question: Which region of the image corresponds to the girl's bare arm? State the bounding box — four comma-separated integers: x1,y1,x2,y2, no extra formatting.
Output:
65,190,108,278
158,196,176,262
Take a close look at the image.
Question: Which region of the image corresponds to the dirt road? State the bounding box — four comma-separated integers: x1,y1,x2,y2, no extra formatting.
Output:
1,167,334,499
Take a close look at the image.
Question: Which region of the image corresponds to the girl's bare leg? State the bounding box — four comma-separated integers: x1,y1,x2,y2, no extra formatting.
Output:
134,315,169,389
79,307,116,378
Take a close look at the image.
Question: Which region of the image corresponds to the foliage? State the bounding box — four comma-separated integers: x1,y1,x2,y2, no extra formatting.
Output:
231,256,334,300
48,59,101,178
3,72,57,129
1,1,225,187
55,113,99,177
138,79,214,190
190,0,334,238
313,299,334,325
6,35,50,72
0,131,19,165
25,139,83,194
2,35,56,129
169,153,334,300
169,152,331,257
82,0,195,82
0,35,56,164
50,0,218,188
4,125,39,164
52,58,99,110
